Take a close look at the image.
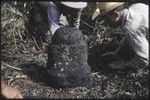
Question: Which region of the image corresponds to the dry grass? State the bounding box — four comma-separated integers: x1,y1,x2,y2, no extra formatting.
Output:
1,1,149,99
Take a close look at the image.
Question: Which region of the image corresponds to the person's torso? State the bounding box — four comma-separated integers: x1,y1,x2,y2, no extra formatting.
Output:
123,3,149,38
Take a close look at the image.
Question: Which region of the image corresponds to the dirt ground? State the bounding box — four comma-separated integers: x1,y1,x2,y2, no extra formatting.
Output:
1,2,149,99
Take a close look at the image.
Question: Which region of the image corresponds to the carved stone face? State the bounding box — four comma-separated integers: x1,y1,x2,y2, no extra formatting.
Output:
47,26,91,88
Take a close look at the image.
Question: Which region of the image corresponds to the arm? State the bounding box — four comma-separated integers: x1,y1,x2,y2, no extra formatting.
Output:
124,27,149,65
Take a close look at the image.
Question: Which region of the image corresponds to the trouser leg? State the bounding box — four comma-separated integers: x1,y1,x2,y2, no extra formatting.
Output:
66,8,83,28
47,2,61,34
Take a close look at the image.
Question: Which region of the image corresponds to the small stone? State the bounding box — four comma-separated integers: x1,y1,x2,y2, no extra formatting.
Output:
54,63,57,67
24,3,26,8
61,68,64,71
65,62,69,65
70,58,73,61
67,53,69,55
125,92,131,95
58,74,61,76
14,1,17,5
58,62,62,65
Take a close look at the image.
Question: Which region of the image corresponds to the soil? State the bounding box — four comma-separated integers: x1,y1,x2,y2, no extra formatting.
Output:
1,2,149,99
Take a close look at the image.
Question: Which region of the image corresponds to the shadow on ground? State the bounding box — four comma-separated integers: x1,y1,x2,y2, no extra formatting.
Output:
21,63,51,86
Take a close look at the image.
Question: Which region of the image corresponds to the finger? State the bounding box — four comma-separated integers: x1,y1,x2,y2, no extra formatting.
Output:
15,93,23,99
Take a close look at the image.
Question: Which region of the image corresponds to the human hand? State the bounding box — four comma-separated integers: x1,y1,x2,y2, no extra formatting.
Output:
108,59,126,70
100,51,118,61
1,82,23,99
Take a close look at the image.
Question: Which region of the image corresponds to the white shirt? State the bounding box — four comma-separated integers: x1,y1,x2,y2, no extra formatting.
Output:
121,3,149,64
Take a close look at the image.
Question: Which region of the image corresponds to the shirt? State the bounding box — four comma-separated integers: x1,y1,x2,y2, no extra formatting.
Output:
121,3,149,64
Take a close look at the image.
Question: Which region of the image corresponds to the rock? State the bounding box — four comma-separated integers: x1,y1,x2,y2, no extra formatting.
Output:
47,26,91,88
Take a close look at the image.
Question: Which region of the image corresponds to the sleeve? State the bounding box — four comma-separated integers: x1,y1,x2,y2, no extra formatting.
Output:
124,27,149,65
116,35,128,55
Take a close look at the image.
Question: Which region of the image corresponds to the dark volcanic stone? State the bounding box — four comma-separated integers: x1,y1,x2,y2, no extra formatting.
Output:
47,26,91,88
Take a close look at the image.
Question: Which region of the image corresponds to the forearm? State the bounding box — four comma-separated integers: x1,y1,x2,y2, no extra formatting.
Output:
115,36,128,55
125,29,149,65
